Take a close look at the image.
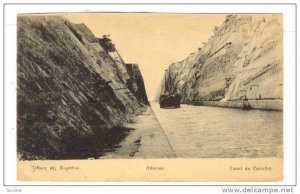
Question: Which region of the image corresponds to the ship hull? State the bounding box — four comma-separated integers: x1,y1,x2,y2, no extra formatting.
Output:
159,95,181,109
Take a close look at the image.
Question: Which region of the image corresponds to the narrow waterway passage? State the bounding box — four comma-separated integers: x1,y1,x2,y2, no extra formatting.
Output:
151,102,283,158
100,102,282,158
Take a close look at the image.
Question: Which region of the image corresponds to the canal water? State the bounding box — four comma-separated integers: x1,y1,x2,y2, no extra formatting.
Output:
151,102,283,158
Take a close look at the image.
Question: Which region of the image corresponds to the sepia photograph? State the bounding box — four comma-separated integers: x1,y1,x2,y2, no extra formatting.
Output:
17,13,283,160
16,12,283,181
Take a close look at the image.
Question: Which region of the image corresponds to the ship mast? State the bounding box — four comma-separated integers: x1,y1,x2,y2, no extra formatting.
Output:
164,69,168,94
168,67,171,94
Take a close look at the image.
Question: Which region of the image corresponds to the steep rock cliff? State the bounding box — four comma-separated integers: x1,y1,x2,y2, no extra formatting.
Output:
160,15,283,104
17,16,148,159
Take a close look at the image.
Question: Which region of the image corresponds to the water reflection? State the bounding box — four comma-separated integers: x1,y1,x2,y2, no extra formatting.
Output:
151,102,283,158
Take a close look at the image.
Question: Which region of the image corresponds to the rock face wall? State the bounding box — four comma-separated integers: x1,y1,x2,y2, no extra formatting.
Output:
160,15,283,104
125,63,149,105
17,16,148,159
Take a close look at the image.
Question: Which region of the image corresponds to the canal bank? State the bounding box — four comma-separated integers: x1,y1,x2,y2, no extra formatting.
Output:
99,106,176,159
186,100,283,111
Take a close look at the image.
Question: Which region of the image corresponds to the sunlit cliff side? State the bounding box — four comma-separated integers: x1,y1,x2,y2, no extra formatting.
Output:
160,14,283,107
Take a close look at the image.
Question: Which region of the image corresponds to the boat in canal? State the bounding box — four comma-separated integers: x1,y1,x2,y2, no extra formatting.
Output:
159,92,181,108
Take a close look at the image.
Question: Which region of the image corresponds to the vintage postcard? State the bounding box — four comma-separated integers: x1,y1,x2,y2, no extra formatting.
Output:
16,13,283,181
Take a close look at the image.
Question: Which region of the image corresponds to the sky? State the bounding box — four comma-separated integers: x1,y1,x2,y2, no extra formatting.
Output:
64,13,226,100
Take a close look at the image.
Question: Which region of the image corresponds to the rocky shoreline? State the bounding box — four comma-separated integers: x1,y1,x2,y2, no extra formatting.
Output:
183,99,283,111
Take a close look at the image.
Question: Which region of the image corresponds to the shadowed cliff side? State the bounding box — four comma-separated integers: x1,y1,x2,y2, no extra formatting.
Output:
125,63,149,105
160,14,283,110
17,15,148,160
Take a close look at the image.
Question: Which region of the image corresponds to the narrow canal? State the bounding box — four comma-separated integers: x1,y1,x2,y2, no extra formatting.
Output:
100,102,282,158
